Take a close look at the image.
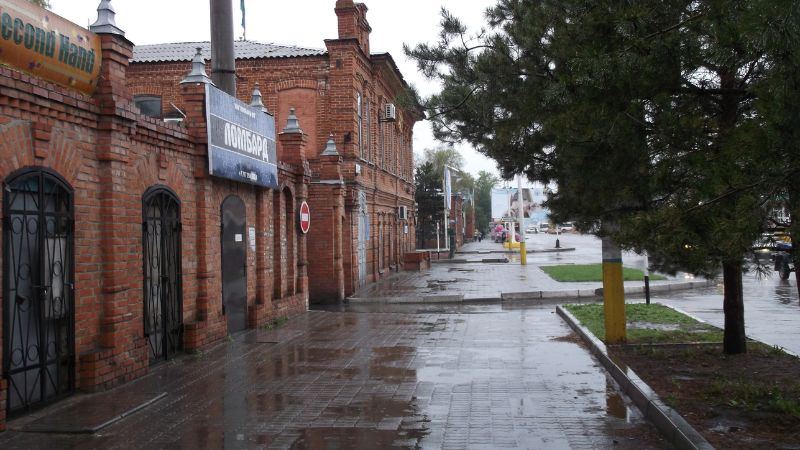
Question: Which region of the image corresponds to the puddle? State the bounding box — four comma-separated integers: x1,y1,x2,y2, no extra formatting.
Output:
420,319,448,332
710,418,747,434
605,392,628,419
289,427,428,449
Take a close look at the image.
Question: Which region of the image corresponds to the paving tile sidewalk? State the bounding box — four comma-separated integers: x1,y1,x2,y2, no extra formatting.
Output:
0,306,670,449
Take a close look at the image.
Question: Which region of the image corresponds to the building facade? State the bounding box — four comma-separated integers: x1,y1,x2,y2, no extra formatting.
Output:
0,1,308,428
127,0,422,303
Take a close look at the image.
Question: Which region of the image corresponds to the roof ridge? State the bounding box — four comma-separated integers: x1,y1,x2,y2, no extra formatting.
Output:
131,40,327,63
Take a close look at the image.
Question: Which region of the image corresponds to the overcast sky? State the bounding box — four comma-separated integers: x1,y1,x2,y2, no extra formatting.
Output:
48,0,500,178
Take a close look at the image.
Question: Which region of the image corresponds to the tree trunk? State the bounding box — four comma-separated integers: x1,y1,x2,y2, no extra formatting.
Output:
722,259,746,354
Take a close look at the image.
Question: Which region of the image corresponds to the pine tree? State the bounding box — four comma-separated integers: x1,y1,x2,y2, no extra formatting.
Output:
407,0,793,354
474,171,500,232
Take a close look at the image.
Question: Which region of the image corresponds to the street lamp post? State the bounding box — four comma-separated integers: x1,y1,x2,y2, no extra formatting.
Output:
443,165,466,258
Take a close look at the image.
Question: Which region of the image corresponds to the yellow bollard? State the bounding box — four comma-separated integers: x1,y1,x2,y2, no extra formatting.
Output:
520,241,527,265
601,236,626,343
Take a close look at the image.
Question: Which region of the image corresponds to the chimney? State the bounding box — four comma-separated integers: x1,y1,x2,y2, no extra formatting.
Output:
335,0,371,55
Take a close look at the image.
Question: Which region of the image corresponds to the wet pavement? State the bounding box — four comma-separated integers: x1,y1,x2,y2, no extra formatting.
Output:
4,233,796,448
658,276,800,355
0,304,671,449
352,233,704,301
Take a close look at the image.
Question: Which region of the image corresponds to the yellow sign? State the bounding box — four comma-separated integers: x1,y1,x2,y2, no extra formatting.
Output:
0,0,101,95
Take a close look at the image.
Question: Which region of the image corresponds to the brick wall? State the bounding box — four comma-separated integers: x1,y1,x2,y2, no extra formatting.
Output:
0,29,308,428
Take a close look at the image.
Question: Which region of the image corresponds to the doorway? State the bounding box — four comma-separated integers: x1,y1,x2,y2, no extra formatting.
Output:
357,191,368,287
220,196,247,334
3,169,74,415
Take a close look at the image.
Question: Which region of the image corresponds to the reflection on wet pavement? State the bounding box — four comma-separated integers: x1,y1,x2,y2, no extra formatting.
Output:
0,305,670,449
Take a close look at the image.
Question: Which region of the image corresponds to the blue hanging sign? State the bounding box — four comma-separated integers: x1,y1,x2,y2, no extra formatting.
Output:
205,84,278,188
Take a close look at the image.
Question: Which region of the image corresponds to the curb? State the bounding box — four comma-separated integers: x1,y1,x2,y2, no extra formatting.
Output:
555,306,714,450
347,294,466,304
347,280,714,305
595,280,715,298
501,289,599,301
346,276,715,306
432,258,509,264
455,247,576,255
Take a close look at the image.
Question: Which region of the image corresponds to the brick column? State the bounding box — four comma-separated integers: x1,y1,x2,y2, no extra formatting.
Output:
278,129,306,300
81,28,147,390
180,82,227,349
254,189,272,305
247,188,276,328
307,136,346,302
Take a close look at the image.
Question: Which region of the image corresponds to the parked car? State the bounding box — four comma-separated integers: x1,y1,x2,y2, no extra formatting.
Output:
559,222,575,233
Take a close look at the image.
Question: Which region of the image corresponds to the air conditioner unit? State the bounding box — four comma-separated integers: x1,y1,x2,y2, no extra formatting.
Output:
397,205,407,220
384,103,397,122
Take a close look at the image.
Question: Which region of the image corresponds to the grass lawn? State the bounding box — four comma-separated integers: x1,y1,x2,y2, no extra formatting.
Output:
563,302,721,344
541,263,666,282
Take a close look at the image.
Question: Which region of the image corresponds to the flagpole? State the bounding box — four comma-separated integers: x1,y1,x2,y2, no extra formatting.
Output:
241,0,246,40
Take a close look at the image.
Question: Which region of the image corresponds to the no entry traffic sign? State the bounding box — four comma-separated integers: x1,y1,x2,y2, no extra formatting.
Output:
299,201,310,234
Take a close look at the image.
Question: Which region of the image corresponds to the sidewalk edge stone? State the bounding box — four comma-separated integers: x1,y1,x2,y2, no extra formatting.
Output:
502,291,542,301
420,294,463,303
556,306,714,450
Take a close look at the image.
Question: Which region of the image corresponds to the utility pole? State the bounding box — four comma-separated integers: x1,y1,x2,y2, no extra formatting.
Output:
210,0,236,96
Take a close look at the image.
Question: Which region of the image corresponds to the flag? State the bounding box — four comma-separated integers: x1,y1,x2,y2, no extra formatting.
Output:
240,0,246,38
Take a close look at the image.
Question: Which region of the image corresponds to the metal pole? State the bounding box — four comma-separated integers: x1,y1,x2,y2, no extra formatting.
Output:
210,0,236,96
444,210,449,255
436,221,440,257
518,175,526,265
644,252,651,305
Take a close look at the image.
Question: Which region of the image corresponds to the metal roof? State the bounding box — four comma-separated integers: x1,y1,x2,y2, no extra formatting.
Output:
131,41,327,63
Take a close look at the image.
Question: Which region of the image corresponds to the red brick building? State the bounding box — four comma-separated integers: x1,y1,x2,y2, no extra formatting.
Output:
0,1,307,427
126,1,422,303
